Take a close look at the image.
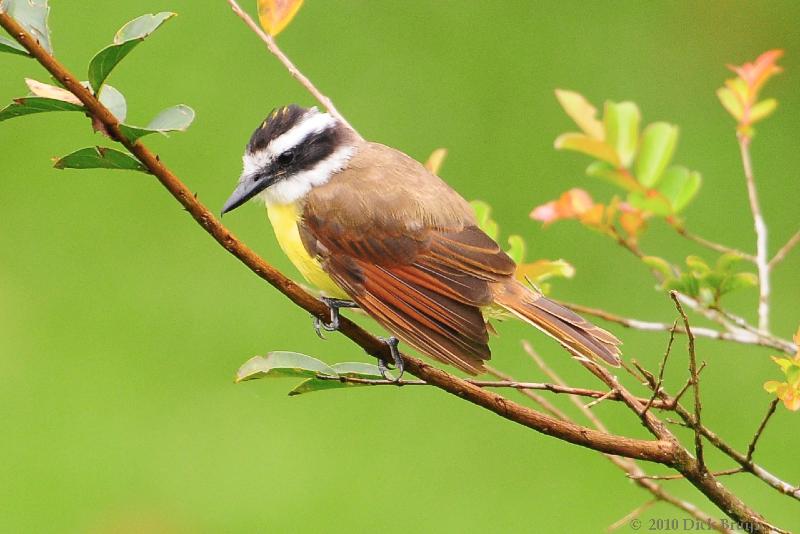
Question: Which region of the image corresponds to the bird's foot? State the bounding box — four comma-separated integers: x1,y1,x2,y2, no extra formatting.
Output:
378,336,404,382
313,297,359,339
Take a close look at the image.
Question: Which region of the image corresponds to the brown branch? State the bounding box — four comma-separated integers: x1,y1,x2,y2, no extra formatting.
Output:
0,8,678,466
225,0,359,137
670,292,705,469
745,398,779,463
607,499,657,533
768,229,800,270
523,342,731,533
738,135,770,330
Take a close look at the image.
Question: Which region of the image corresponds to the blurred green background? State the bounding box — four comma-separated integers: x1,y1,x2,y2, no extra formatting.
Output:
2,1,799,532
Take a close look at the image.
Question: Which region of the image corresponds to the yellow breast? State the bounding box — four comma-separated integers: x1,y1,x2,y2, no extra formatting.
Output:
265,202,349,299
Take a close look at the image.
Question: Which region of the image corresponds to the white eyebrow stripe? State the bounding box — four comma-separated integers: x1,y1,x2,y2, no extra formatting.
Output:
268,110,336,156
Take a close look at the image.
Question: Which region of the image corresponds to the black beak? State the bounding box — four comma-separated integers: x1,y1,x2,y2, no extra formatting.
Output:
221,173,273,215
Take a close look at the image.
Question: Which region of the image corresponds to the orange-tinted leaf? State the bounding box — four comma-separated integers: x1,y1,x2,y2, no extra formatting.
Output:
530,188,595,225
258,0,304,36
728,49,783,98
619,209,646,239
424,148,447,175
578,203,606,227
554,133,620,166
554,89,604,140
516,259,575,283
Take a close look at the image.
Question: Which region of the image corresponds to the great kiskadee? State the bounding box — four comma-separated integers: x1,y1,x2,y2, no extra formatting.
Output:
222,105,621,376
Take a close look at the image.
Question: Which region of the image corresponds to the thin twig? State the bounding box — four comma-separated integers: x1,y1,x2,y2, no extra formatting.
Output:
745,398,779,463
484,365,569,420
630,468,744,481
584,388,617,409
312,372,671,408
606,499,658,533
522,341,731,533
671,223,755,262
225,0,360,137
643,321,678,416
670,291,705,469
768,229,800,270
738,135,770,330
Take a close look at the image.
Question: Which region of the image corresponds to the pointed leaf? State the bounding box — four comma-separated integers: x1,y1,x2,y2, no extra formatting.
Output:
716,87,743,120
87,12,176,91
119,104,195,142
330,362,385,378
603,101,640,168
750,98,778,123
554,89,604,139
0,96,83,122
586,161,640,192
258,0,304,36
656,166,701,213
235,352,336,383
25,78,81,104
554,133,620,166
52,146,146,172
0,35,29,56
516,259,575,283
642,256,673,280
1,0,51,53
635,122,678,187
685,255,711,276
424,147,447,175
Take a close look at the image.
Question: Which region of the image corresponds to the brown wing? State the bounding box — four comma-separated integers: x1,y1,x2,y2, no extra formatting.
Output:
300,142,515,374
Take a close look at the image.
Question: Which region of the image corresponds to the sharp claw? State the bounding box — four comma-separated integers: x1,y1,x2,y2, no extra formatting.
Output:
379,336,404,382
311,298,358,338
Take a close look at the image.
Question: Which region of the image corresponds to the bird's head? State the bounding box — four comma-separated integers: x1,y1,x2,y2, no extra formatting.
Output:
221,105,356,214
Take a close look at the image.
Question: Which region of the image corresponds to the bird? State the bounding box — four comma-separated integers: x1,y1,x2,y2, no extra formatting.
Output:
222,105,621,378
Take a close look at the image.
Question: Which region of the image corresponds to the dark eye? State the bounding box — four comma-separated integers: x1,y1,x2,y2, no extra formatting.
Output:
277,150,295,165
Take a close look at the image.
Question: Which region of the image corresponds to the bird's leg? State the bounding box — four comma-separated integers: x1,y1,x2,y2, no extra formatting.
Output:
378,336,404,382
313,297,359,338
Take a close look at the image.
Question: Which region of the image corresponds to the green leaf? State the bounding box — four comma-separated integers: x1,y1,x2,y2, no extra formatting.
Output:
685,255,710,277
52,146,146,172
635,122,678,187
0,35,29,56
235,352,336,382
87,12,176,91
656,167,701,213
627,191,672,216
716,252,744,273
517,259,575,284
288,362,387,396
716,87,743,120
554,132,620,166
470,200,499,240
505,235,525,264
119,104,195,142
750,98,778,123
603,101,640,168
585,161,640,192
97,85,127,122
719,272,758,294
1,0,52,53
642,256,673,280
0,96,83,122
